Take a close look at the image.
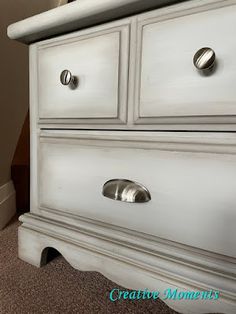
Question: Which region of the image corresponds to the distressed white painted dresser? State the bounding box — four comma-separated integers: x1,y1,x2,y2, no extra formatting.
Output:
8,0,236,313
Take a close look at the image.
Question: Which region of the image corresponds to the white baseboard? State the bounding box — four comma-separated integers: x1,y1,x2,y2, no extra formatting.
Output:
0,180,16,230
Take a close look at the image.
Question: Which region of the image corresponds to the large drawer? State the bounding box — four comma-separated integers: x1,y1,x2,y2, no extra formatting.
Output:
135,4,236,124
37,130,236,258
35,20,129,123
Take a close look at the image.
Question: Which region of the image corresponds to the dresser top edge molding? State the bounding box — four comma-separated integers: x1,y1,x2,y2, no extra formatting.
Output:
7,0,234,44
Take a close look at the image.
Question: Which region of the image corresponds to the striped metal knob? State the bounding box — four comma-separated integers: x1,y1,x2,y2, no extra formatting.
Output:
60,70,75,86
193,48,216,71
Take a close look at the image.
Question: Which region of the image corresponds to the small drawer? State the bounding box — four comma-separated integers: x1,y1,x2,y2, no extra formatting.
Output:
37,130,236,258
35,20,130,123
135,4,236,125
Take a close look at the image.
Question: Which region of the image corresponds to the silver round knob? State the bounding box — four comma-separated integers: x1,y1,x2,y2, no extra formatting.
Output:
193,47,216,71
60,70,75,86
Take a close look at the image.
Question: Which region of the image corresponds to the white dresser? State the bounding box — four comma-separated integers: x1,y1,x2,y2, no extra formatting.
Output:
8,0,236,313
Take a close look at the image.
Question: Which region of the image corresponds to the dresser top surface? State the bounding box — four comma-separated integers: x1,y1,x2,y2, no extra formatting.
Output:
7,0,190,44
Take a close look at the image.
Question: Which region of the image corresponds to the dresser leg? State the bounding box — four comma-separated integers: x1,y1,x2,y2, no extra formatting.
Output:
18,225,47,267
18,227,61,267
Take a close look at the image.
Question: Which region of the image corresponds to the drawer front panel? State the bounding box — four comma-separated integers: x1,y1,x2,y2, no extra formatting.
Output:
37,22,129,122
38,131,236,257
135,4,236,122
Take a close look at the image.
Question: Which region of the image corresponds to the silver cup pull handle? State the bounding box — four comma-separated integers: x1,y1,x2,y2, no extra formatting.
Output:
102,179,151,203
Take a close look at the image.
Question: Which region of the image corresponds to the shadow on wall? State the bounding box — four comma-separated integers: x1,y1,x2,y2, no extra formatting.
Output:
11,112,29,213
0,0,62,226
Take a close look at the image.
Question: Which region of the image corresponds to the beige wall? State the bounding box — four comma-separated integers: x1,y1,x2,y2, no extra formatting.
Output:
0,0,59,187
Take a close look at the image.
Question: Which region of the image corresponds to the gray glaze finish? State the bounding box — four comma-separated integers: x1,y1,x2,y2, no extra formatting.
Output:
9,1,236,313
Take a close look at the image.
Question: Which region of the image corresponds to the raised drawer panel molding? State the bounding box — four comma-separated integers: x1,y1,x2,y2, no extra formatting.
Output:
36,20,130,124
8,0,236,313
135,2,236,127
